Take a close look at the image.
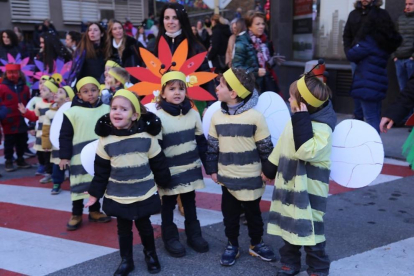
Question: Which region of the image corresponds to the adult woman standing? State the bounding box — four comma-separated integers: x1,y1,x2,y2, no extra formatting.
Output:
207,14,231,73
347,8,402,133
155,3,215,100
225,18,246,68
105,20,144,67
233,11,284,93
65,31,81,55
68,22,107,85
35,33,72,73
0,30,21,61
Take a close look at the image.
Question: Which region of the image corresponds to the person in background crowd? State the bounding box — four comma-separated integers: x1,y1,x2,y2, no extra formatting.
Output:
80,19,89,33
346,6,402,133
254,1,264,12
343,0,390,121
196,20,210,50
66,31,81,55
35,33,72,74
235,7,242,19
226,18,246,68
105,20,144,70
42,19,57,35
136,26,148,48
146,34,156,53
204,16,213,36
68,22,108,84
100,18,109,31
33,24,43,49
208,14,231,73
146,14,155,30
124,18,134,37
150,20,159,37
0,30,21,61
392,0,414,91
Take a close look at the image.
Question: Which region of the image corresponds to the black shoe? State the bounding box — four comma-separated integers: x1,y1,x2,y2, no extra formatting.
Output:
5,160,16,172
162,224,186,257
185,220,209,253
220,241,240,266
16,158,31,169
113,258,134,276
144,249,161,274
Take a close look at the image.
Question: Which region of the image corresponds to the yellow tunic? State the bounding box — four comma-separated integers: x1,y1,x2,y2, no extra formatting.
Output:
33,100,52,151
42,105,59,165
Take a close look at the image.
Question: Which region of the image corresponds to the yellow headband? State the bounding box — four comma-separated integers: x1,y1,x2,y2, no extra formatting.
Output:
63,86,75,100
108,70,127,85
41,75,50,81
76,77,100,93
113,89,141,116
105,60,121,68
223,68,251,99
297,76,328,108
43,80,58,93
161,71,187,87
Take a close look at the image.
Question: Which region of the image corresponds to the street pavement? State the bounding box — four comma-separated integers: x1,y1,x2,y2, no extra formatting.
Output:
1,115,414,276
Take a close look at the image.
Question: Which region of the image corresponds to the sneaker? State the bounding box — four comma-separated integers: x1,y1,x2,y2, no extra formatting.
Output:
89,211,112,223
249,242,277,262
276,265,301,276
35,164,45,176
51,184,61,195
220,242,240,266
5,160,16,172
16,158,31,169
40,174,52,184
24,148,36,158
67,215,82,231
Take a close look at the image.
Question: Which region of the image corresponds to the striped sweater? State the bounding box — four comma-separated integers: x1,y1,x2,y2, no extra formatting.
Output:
206,90,273,201
157,107,206,196
266,102,336,246
33,100,52,151
41,103,60,165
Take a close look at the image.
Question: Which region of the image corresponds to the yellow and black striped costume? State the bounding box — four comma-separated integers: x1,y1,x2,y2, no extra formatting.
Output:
267,102,336,246
60,100,109,201
33,100,52,152
157,108,205,196
207,94,271,201
41,104,60,164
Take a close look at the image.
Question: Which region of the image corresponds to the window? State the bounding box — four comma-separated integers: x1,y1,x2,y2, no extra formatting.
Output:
10,0,50,23
114,0,144,25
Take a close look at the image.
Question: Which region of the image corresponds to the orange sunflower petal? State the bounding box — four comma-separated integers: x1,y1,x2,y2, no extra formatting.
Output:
158,36,172,68
125,67,160,83
180,52,207,75
141,95,155,105
128,82,161,96
139,47,162,78
187,72,217,86
171,39,188,70
187,86,217,101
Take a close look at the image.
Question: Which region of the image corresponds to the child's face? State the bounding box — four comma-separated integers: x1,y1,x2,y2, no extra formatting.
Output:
6,70,19,83
39,79,47,90
105,74,117,88
216,77,234,103
162,81,186,105
104,66,111,77
40,86,54,101
288,82,299,113
54,88,70,104
110,96,138,129
78,83,99,105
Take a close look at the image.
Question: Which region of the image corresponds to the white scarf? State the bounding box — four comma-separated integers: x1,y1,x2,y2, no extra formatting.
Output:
112,38,123,49
165,29,182,39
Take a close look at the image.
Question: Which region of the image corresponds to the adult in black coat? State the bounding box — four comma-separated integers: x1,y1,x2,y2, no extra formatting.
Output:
207,14,231,73
155,3,216,102
0,30,21,61
35,33,72,74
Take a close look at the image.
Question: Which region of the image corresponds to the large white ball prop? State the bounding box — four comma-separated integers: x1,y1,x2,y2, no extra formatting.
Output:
330,119,384,188
144,102,157,114
202,101,221,139
25,96,42,126
253,92,290,146
80,139,99,176
50,102,72,149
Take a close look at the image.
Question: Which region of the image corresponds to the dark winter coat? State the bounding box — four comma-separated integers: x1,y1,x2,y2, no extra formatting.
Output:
232,31,259,78
89,112,171,220
343,6,391,54
0,45,21,62
208,23,231,71
0,78,30,134
109,36,144,68
392,11,414,59
383,74,414,122
346,36,390,101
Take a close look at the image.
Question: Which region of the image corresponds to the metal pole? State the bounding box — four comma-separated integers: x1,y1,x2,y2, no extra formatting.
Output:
214,0,219,14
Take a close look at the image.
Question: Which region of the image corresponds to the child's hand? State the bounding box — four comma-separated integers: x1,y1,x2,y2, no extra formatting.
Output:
85,195,97,208
211,173,218,183
261,172,272,183
28,130,36,136
59,159,70,170
104,80,111,89
18,103,26,114
293,102,308,113
258,68,266,77
380,117,394,133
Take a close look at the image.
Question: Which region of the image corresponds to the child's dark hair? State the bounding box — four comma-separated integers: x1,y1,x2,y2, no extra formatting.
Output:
110,92,147,115
292,73,332,114
156,79,194,108
220,67,255,103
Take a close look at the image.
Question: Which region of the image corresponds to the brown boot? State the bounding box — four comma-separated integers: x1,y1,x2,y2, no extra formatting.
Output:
67,215,82,231
89,211,112,223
